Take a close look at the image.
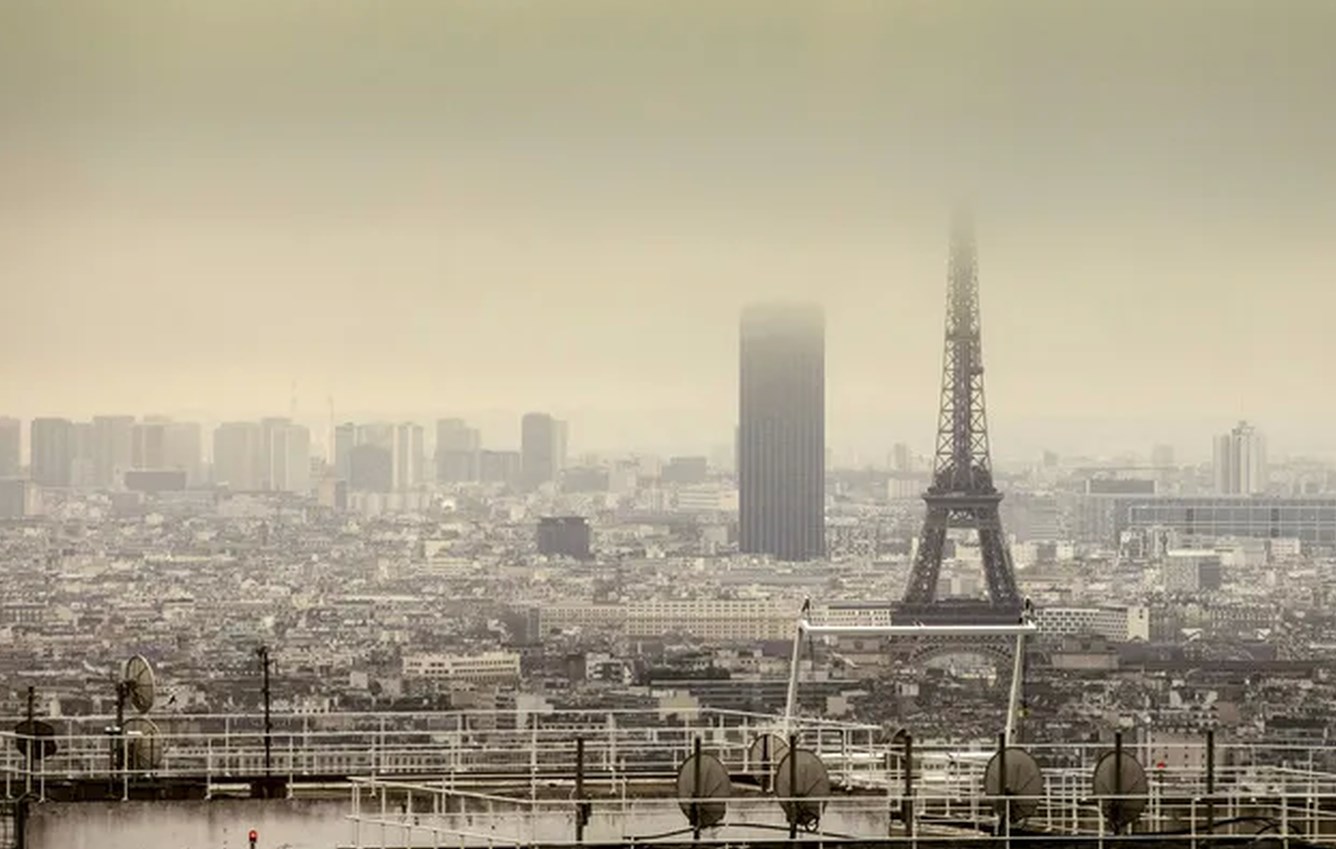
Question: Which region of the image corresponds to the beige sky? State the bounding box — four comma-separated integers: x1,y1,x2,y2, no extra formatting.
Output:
2,1,1334,458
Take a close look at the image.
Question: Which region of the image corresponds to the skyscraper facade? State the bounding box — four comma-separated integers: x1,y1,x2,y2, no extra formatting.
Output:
0,417,21,478
436,418,482,483
212,422,263,490
738,302,825,561
91,415,134,488
1213,420,1267,495
266,421,311,493
392,422,425,491
333,422,356,482
30,417,74,488
521,413,567,489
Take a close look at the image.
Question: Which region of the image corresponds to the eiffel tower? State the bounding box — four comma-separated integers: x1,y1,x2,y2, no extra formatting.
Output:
900,212,1023,625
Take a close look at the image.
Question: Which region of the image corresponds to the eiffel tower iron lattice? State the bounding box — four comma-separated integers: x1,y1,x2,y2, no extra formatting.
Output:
901,213,1022,622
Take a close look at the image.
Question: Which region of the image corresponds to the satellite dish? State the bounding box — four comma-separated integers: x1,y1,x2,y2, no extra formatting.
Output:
1092,749,1148,831
774,749,831,831
747,733,789,774
983,747,1044,821
13,720,58,761
123,655,156,714
122,717,163,771
675,752,731,829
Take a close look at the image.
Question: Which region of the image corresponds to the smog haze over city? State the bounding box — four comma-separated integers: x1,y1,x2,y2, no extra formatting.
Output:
6,5,1336,849
4,1,1335,459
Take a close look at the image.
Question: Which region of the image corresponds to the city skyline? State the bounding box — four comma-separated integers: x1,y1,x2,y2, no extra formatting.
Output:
4,2,1336,459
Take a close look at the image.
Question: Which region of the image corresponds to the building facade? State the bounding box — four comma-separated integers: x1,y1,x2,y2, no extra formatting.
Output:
30,417,74,488
536,516,592,560
436,418,481,483
738,302,825,561
1214,420,1267,495
521,412,567,489
1116,496,1336,549
1035,605,1150,642
0,417,19,478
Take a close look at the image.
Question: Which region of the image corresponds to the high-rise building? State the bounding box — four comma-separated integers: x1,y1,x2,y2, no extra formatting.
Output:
356,422,394,451
91,415,134,488
0,417,22,478
480,449,522,486
30,417,74,488
892,442,913,474
131,418,169,470
436,418,482,483
349,443,393,492
0,478,39,518
266,421,311,493
69,422,96,488
738,302,825,561
392,422,425,490
521,412,567,488
1213,421,1267,495
212,422,263,490
333,422,356,482
131,419,201,485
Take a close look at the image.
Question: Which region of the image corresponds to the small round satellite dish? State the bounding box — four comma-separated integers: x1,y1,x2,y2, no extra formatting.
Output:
747,733,789,773
13,720,58,761
982,747,1044,821
774,749,831,830
1092,750,1148,830
122,717,163,771
675,753,730,829
123,655,156,714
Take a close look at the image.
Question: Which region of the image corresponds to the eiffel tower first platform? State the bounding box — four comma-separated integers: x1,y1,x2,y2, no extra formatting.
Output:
899,211,1025,629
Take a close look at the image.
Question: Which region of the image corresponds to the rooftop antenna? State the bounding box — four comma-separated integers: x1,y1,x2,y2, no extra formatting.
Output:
674,739,731,838
746,733,789,793
1092,733,1148,834
110,655,157,775
982,739,1044,827
774,745,832,837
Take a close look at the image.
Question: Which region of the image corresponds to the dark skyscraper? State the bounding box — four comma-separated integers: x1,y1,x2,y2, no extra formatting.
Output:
738,302,825,561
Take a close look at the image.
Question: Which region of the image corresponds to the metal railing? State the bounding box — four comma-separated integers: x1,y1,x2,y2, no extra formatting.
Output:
0,708,882,799
345,773,1336,848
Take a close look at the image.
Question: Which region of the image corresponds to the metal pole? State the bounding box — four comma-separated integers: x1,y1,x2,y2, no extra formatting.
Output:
761,734,772,793
24,686,35,796
1006,632,1025,746
575,736,586,844
903,733,914,840
788,733,798,840
257,646,273,777
692,737,703,842
998,732,1009,837
784,622,805,735
1114,731,1124,836
1205,729,1215,833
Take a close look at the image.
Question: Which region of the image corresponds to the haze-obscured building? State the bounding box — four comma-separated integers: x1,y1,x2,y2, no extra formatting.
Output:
738,302,825,561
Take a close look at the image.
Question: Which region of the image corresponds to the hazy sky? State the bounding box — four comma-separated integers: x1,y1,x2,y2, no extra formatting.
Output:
3,1,1334,459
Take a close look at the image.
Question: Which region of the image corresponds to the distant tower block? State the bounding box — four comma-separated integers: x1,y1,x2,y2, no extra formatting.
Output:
901,213,1021,622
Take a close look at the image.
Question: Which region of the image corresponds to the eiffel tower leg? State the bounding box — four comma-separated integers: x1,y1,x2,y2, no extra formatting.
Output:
976,523,1020,610
904,508,948,604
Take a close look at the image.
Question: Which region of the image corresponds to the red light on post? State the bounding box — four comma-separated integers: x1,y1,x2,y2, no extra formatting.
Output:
248,829,258,846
